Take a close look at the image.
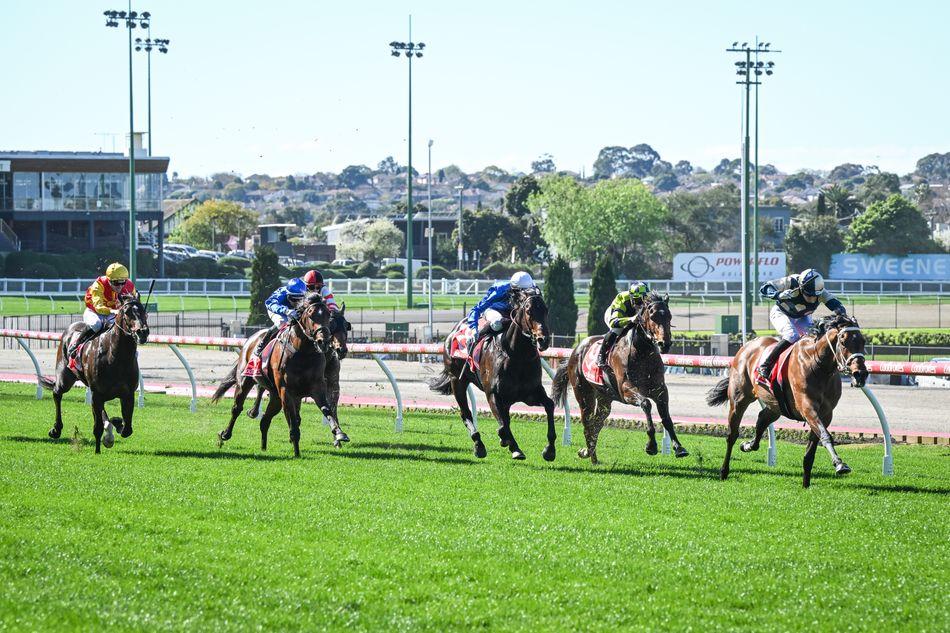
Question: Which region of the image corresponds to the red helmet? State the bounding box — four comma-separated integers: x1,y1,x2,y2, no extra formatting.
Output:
303,269,323,290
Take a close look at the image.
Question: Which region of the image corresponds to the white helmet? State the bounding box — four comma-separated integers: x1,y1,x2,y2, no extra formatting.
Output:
510,271,535,290
799,268,824,297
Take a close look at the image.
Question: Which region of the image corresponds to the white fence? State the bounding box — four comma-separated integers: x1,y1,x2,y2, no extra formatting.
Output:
2,277,949,297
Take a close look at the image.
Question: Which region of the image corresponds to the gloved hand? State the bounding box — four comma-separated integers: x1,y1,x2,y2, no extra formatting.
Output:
777,290,795,301
287,309,299,320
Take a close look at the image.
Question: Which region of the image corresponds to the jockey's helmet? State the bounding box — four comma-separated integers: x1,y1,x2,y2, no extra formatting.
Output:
629,281,650,299
287,278,307,298
105,262,129,285
510,271,535,290
799,269,824,297
303,269,324,291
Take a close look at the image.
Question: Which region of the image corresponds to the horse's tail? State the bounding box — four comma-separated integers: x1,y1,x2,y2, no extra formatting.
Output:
706,374,731,407
211,359,239,404
38,376,56,391
550,362,570,403
427,366,455,395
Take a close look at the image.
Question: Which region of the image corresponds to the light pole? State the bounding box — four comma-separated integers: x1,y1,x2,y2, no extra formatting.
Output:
389,18,425,308
454,185,464,271
105,5,151,283
134,34,170,156
727,41,778,337
426,139,434,339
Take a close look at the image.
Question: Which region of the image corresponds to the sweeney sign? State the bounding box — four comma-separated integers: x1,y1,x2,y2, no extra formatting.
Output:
830,254,950,280
673,252,786,281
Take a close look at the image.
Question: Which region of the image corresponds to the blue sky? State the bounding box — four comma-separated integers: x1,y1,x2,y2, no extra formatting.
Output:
3,0,947,178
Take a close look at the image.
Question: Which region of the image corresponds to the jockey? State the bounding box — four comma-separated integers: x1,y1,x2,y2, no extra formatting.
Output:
466,271,537,352
756,268,847,385
598,281,650,369
245,270,337,376
68,262,136,356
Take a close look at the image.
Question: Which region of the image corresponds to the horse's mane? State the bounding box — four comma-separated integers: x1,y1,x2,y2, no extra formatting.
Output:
809,313,859,337
301,291,327,308
645,290,666,304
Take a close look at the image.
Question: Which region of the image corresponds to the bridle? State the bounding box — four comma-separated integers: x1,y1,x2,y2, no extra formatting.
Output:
827,325,865,374
111,300,145,340
292,303,330,350
511,290,546,347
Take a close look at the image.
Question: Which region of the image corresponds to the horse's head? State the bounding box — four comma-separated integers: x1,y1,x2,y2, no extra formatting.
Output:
328,302,352,360
639,292,672,353
117,293,149,344
297,292,332,352
511,288,550,351
813,314,868,387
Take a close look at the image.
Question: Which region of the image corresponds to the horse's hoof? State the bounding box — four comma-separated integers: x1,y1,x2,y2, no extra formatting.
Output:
740,442,754,452
335,432,350,443
246,408,258,419
720,469,729,481
333,440,342,448
474,443,487,459
674,447,689,458
577,447,589,459
541,446,556,462
48,427,62,440
499,438,509,448
218,430,231,442
119,424,133,439
835,462,852,476
511,451,526,460
102,425,115,449
645,443,658,456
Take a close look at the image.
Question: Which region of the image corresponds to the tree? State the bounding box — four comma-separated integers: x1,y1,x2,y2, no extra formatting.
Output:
170,199,258,250
673,160,693,176
285,174,298,191
779,172,815,191
829,163,865,181
377,156,399,175
712,158,741,178
336,218,403,261
338,165,372,189
544,256,577,339
857,172,900,206
821,184,862,225
662,184,740,255
914,152,950,182
592,144,660,180
248,246,281,326
531,154,556,173
588,256,616,336
845,195,939,256
784,216,844,274
503,175,540,217
222,182,247,202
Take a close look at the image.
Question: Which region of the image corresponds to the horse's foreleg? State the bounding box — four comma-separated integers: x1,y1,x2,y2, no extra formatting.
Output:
742,408,780,453
581,405,608,466
493,397,524,460
653,388,688,458
536,388,557,462
453,376,485,458
220,377,255,444
641,398,658,456
802,409,850,477
91,395,105,454
118,391,135,440
802,431,819,488
314,389,349,447
281,393,303,458
246,385,264,419
258,393,282,451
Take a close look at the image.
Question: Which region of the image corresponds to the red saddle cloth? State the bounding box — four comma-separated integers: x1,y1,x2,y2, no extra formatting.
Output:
762,342,801,420
581,340,606,386
448,320,488,372
243,337,279,378
67,342,87,375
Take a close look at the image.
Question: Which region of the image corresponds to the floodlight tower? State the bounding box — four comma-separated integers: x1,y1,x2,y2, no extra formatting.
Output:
135,34,170,156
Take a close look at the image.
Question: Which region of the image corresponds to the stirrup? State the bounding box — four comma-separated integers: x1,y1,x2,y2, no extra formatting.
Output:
755,367,771,387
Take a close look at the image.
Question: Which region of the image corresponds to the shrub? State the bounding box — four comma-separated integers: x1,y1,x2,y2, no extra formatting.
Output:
219,256,252,270
380,263,405,275
415,265,452,279
588,255,617,336
544,256,577,338
383,270,405,279
356,261,378,277
173,257,222,279
481,261,525,280
248,246,281,326
3,251,33,276
26,262,59,278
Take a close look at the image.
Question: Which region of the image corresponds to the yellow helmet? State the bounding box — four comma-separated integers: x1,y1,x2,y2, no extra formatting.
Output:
105,262,129,282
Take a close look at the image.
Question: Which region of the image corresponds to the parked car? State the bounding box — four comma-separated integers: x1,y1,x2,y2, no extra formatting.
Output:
916,358,950,389
197,250,222,261
279,256,304,268
165,243,199,258
331,258,356,267
226,249,253,260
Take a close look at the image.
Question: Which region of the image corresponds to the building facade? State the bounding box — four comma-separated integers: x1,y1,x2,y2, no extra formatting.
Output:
0,151,169,262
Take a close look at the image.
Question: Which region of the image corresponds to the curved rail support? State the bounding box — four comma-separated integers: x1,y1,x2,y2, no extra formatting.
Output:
167,344,197,413
860,385,894,476
539,358,571,446
662,428,671,455
15,337,43,400
373,354,403,432
138,371,145,408
767,423,777,467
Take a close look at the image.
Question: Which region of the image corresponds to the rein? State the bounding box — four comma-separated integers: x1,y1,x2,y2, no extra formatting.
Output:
826,326,864,373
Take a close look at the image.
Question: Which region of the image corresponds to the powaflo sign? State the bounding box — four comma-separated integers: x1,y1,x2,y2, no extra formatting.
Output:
673,252,786,281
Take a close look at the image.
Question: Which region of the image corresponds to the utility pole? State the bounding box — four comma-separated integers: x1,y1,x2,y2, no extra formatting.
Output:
454,185,464,271
727,41,779,337
426,139,434,339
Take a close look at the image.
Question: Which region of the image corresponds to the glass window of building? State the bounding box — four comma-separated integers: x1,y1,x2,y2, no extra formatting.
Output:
13,172,40,210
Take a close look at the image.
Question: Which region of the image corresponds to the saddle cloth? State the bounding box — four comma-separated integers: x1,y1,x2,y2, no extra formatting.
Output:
67,341,87,376
447,319,487,372
764,342,801,420
243,337,280,378
581,340,606,386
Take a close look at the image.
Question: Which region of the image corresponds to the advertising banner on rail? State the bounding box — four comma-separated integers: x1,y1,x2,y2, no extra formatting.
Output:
830,253,950,280
673,252,785,281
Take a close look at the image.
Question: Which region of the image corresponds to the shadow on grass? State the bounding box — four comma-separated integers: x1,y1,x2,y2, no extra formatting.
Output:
354,440,467,455
850,482,950,496
124,448,290,461
2,434,78,446
321,448,478,467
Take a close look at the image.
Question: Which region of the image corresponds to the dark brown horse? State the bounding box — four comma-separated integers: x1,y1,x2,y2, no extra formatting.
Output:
707,314,868,487
428,288,557,461
213,293,348,457
551,293,686,464
40,294,150,453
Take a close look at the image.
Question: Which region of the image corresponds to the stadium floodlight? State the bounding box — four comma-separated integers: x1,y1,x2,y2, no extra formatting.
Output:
135,35,171,156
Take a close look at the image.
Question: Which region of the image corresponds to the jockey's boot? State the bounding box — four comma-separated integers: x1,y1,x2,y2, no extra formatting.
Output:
468,320,508,356
67,326,97,358
756,339,792,386
247,325,279,376
598,331,619,369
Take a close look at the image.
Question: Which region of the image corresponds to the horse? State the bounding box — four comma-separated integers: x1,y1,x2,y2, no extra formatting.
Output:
551,292,687,465
428,288,557,461
244,303,351,421
212,293,348,457
706,313,868,488
40,294,150,453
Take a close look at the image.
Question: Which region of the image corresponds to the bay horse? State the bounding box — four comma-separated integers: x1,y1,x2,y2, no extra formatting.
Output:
213,293,348,457
707,314,868,488
551,292,687,464
244,303,351,421
40,294,150,453
428,288,557,461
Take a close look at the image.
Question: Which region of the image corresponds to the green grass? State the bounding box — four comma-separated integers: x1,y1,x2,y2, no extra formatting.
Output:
0,383,946,631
